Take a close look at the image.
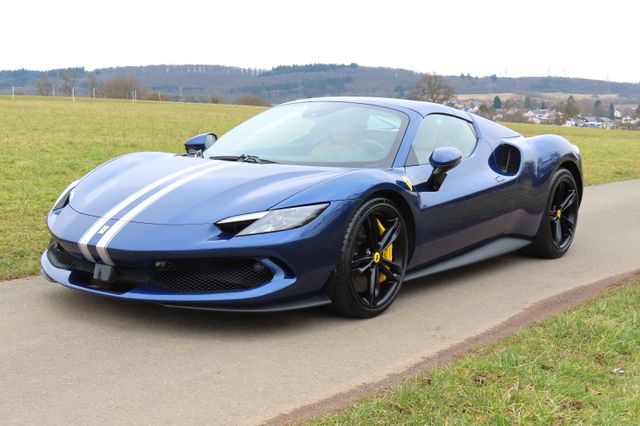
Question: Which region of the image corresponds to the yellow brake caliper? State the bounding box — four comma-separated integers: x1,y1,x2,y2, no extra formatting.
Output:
375,217,393,282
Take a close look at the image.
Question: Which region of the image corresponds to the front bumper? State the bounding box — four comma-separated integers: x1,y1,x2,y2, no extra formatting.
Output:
42,201,353,310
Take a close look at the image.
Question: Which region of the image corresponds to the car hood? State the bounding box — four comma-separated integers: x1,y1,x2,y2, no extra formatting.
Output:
70,152,350,225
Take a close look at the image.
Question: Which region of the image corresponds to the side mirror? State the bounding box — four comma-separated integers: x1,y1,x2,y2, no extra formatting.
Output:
426,147,462,191
184,133,217,155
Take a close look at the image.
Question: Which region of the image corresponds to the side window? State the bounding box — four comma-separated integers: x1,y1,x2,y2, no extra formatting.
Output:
406,114,477,166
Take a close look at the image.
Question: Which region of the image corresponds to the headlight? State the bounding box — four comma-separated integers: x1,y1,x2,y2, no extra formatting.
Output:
51,180,79,212
217,203,329,236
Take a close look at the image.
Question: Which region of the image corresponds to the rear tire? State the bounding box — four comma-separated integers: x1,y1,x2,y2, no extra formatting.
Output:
328,198,408,318
525,168,579,259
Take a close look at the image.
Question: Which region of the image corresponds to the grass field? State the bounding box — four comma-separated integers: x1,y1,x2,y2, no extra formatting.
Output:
313,280,640,424
0,96,264,280
0,96,639,280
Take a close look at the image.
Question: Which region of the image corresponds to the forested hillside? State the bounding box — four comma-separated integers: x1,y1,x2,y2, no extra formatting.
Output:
2,64,639,104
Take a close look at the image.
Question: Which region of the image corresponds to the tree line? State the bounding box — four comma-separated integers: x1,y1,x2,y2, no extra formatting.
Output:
31,71,272,106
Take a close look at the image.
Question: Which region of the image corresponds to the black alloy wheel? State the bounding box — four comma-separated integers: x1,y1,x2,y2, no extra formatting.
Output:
525,168,580,259
329,198,408,318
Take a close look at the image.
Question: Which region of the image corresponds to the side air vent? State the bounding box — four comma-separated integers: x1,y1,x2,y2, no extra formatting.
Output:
492,144,521,175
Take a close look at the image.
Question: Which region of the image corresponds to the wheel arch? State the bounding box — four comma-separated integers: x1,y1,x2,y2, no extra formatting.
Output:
558,160,583,204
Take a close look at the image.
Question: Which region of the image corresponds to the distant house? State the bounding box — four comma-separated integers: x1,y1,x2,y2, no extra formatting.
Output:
597,117,614,129
526,108,555,124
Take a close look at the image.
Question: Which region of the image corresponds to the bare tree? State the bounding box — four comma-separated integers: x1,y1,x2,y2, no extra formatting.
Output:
477,103,492,118
407,73,454,104
234,93,271,106
210,92,225,104
59,71,77,96
101,75,147,99
36,76,53,96
86,72,98,97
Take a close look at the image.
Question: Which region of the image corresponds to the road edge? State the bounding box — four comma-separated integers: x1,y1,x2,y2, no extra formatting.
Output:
265,268,640,425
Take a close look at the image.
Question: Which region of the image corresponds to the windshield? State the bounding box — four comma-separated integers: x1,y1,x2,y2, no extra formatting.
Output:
204,101,409,167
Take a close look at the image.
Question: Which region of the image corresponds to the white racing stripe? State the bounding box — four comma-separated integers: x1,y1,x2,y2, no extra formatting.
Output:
78,161,216,262
95,162,232,265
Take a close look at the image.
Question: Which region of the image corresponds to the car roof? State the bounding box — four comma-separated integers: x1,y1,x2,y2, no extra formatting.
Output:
281,96,472,120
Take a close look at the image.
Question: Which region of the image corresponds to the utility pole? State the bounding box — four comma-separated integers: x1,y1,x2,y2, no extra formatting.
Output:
92,87,96,98
72,88,75,102
12,86,15,100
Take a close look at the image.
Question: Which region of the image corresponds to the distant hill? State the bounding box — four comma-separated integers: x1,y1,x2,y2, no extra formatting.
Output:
1,64,639,104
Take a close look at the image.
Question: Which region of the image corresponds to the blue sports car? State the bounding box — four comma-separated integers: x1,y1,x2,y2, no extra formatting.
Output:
42,97,582,317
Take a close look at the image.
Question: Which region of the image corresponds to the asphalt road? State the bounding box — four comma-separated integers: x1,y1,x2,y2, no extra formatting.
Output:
1,180,639,425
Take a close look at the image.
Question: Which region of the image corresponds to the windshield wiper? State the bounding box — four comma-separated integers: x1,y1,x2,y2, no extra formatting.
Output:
209,154,277,164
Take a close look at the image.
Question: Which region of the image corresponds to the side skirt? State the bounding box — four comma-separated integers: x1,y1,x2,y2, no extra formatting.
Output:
404,237,531,282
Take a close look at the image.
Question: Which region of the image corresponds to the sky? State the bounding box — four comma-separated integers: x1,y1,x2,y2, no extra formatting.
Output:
2,0,638,83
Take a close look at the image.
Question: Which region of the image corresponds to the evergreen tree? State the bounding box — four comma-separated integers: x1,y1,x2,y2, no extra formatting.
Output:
563,96,580,121
608,103,615,120
493,96,502,109
593,99,605,117
524,96,533,110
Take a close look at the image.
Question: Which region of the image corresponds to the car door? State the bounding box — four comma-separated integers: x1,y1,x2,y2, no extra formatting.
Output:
404,114,518,266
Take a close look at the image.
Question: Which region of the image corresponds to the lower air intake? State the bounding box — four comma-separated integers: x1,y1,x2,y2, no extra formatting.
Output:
47,244,273,293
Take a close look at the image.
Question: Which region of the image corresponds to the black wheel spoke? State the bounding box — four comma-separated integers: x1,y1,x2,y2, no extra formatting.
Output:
351,256,374,274
379,218,400,251
379,262,400,283
367,264,378,306
381,258,403,275
553,218,562,243
552,181,563,209
561,215,575,235
379,218,399,249
560,190,576,211
364,216,379,251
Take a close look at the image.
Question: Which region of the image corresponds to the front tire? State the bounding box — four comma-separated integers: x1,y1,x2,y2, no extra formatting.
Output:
525,168,579,259
328,198,408,318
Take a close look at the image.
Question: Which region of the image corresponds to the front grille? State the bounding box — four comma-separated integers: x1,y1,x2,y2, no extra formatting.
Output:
47,244,273,293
